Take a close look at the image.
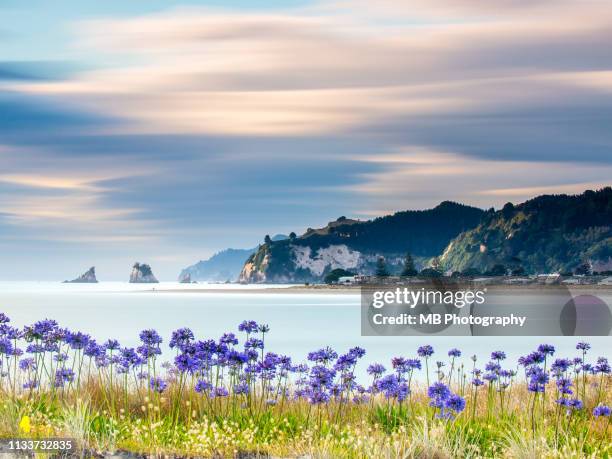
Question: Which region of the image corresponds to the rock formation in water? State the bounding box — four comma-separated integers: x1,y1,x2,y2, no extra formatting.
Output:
129,263,159,283
64,266,98,283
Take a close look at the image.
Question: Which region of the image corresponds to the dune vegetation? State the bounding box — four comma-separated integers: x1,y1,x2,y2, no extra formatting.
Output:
0,313,610,458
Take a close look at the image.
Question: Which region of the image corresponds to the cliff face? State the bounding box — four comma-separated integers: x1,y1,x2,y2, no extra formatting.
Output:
239,202,484,283
64,266,98,283
179,235,287,282
440,188,612,274
129,263,159,283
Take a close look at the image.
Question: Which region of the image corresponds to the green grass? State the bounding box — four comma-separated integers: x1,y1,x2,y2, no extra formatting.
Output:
1,377,609,458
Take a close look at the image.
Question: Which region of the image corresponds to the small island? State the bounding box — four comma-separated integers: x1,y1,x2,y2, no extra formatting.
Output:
129,262,159,283
64,266,98,283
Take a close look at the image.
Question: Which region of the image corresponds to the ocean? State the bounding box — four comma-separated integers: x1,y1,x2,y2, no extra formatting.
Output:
1,282,609,381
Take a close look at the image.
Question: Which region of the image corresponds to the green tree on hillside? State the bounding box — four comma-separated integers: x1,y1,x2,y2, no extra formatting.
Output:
400,253,418,277
375,257,390,277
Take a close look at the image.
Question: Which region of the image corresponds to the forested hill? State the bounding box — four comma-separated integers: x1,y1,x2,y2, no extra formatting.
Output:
239,202,485,283
440,187,612,274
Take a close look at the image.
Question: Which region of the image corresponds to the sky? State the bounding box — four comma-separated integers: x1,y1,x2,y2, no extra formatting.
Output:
1,0,611,280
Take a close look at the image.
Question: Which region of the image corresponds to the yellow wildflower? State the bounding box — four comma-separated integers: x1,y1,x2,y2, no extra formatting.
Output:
19,415,31,434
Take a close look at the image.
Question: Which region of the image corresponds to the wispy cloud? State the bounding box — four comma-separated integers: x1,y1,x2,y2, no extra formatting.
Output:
0,0,611,279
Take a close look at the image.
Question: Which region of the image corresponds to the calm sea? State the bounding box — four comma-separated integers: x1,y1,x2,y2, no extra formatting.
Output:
1,282,609,381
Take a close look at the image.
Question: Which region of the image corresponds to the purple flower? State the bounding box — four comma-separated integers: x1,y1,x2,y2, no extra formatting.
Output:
307,347,338,364
485,361,501,373
233,382,250,395
595,357,611,374
551,358,571,373
194,379,212,393
149,377,167,393
445,394,466,412
367,363,386,376
0,313,10,324
19,358,36,371
220,333,239,346
556,378,573,395
23,380,38,389
245,337,264,350
537,344,555,356
448,348,462,358
54,368,75,386
0,338,14,355
169,328,194,350
491,351,506,361
472,378,484,387
104,339,121,351
428,382,451,403
593,405,611,417
175,353,198,373
66,332,90,350
139,329,162,346
417,345,434,357
576,342,591,351
238,320,259,334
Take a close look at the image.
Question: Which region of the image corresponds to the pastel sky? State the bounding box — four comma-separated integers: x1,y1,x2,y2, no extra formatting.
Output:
1,0,611,280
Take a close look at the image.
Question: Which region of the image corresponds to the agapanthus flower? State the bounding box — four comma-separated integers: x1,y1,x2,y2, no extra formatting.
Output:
537,344,555,356
19,358,36,371
105,339,121,351
483,372,498,382
367,363,386,376
211,387,229,398
169,328,194,350
55,368,75,386
233,382,249,395
245,337,264,350
448,348,461,358
491,351,506,361
472,378,484,387
576,342,591,351
53,353,69,363
238,320,259,334
258,324,270,334
175,353,198,373
219,333,238,346
595,357,611,374
137,344,161,358
66,331,90,350
308,390,331,405
0,313,10,324
0,338,14,355
485,361,501,372
556,378,573,394
23,380,38,389
149,376,167,393
417,345,434,357
445,394,466,412
307,347,338,364
427,382,451,406
593,405,611,417
551,358,572,373
139,329,162,346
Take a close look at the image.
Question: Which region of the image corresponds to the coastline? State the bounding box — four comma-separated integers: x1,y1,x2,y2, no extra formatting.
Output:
144,283,612,294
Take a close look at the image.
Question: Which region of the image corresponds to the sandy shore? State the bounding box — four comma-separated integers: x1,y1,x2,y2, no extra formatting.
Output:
142,283,612,294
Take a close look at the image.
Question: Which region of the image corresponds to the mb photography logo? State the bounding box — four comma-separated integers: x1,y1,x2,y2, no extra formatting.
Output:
361,279,612,337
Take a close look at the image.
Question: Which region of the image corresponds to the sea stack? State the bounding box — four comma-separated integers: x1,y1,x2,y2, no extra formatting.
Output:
129,262,159,283
64,267,98,283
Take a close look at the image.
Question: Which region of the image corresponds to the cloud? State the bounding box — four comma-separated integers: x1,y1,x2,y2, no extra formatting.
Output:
1,1,611,279
8,1,612,140
348,149,612,214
